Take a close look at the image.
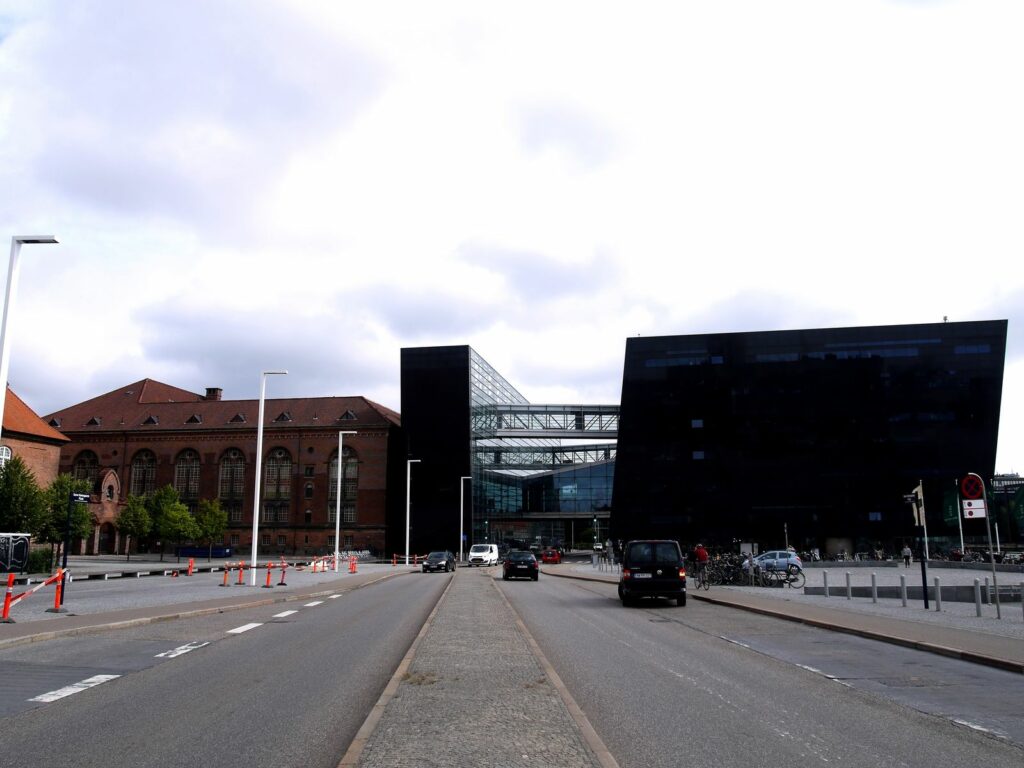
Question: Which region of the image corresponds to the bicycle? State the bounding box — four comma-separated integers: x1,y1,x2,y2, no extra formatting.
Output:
694,562,711,590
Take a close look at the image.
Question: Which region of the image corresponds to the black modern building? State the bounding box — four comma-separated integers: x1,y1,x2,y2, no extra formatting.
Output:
609,320,1008,555
399,346,617,555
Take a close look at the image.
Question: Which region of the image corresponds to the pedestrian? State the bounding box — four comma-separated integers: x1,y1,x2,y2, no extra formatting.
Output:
901,544,912,567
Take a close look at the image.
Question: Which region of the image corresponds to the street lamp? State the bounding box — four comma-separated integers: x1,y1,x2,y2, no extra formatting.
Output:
250,369,287,585
405,459,420,565
334,430,356,571
459,475,471,563
0,236,58,443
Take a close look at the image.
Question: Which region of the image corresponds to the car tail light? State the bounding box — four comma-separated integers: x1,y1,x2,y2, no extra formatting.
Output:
679,568,686,579
622,568,632,579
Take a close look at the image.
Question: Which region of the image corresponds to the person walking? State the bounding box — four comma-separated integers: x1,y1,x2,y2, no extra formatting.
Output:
901,544,912,567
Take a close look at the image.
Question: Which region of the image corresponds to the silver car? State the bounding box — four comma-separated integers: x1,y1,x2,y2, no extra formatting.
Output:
754,550,803,573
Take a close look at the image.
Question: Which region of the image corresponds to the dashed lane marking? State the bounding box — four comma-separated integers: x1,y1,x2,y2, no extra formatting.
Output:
328,594,342,599
155,641,209,658
29,675,121,703
304,601,324,607
273,610,299,618
227,623,263,634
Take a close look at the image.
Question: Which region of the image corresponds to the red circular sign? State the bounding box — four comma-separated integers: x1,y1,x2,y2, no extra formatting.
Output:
961,475,984,499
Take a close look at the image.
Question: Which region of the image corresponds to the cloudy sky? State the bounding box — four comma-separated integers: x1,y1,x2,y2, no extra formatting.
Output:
1,1,1021,473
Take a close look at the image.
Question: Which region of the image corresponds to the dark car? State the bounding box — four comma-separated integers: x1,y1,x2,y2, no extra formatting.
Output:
502,550,539,581
618,539,686,606
422,550,456,573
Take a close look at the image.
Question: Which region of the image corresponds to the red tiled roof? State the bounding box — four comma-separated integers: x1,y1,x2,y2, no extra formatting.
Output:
44,379,401,433
2,387,70,443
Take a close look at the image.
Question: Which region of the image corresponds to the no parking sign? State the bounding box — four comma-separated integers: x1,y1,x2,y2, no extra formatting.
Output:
960,474,987,518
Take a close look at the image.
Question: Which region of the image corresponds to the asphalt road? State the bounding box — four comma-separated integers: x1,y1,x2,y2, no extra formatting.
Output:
498,572,1024,768
0,571,448,768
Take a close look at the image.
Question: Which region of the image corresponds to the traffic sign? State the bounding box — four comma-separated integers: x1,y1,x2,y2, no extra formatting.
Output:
962,499,987,518
960,475,984,499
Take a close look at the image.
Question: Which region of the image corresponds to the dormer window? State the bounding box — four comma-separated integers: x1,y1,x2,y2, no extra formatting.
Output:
142,415,159,425
274,411,292,422
86,417,101,426
340,410,358,421
49,417,62,428
186,414,203,424
229,413,246,423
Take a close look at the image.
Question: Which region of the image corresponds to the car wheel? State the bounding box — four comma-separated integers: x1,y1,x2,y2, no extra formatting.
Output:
677,594,686,607
532,574,539,581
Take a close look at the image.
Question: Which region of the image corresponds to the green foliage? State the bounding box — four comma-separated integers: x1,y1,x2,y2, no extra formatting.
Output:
26,548,52,574
41,474,95,547
160,504,201,547
0,456,46,535
194,499,228,558
116,495,151,559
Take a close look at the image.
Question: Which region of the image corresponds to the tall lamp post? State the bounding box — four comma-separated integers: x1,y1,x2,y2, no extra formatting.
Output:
405,459,420,565
334,430,357,571
0,236,58,442
459,475,471,563
250,369,287,585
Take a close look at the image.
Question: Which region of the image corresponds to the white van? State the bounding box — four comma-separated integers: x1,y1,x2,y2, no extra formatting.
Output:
468,543,499,566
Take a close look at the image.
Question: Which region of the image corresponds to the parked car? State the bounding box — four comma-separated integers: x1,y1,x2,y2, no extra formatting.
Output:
468,543,499,566
422,551,456,573
540,548,562,564
753,550,803,573
618,540,686,606
502,550,539,581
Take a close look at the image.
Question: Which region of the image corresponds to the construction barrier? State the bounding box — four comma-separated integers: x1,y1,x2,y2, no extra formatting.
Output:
2,569,69,622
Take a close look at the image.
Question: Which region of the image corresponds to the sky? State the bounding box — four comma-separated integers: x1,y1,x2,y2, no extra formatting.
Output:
0,0,1021,473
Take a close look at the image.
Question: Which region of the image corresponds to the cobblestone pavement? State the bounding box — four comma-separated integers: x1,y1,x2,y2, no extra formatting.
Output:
351,567,608,768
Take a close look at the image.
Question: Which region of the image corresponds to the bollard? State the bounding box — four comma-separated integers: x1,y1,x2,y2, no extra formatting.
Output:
934,577,942,612
983,577,990,605
2,573,14,622
51,569,66,613
221,568,230,587
392,554,397,567
278,562,288,587
974,579,982,617
871,573,877,604
237,562,245,585
349,556,357,574
187,558,195,577
846,572,852,600
823,570,829,598
263,563,273,588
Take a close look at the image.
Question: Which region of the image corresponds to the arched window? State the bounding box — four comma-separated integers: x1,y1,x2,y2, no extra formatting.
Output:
328,446,358,524
129,450,156,497
218,449,246,523
174,449,201,501
73,450,99,485
0,445,11,469
263,448,292,523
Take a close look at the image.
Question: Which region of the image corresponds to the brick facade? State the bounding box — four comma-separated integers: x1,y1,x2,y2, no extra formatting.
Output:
45,380,402,558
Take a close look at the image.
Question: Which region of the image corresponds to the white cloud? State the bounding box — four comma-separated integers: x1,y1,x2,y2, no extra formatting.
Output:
0,0,1021,472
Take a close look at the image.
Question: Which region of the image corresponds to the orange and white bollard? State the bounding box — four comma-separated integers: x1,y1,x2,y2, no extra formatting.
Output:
52,569,64,612
236,562,245,585
1,573,15,623
278,562,288,587
349,555,357,574
221,568,230,587
263,563,273,588
392,554,397,567
187,558,195,576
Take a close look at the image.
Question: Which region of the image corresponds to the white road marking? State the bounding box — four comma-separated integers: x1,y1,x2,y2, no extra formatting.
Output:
328,594,342,599
155,641,209,658
29,674,120,703
273,610,298,618
227,623,263,634
304,601,324,607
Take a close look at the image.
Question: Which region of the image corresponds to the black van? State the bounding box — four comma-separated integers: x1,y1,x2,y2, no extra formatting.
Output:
618,540,687,607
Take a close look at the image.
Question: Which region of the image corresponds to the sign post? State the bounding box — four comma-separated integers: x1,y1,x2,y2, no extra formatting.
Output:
904,482,928,609
60,492,90,607
961,473,1000,619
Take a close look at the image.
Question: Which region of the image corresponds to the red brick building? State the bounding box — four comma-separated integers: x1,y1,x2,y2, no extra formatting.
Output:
0,386,68,486
44,380,403,557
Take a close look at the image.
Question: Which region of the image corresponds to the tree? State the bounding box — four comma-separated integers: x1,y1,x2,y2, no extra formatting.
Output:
0,456,46,537
116,495,151,562
194,499,228,561
41,474,95,570
145,486,198,561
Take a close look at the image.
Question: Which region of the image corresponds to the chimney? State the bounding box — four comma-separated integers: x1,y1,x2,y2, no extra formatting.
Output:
204,387,223,401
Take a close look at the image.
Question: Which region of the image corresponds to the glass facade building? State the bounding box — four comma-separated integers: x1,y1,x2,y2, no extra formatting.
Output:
610,320,1008,555
400,346,617,554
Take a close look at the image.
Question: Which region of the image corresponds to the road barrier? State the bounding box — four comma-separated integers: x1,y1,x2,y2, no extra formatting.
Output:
349,555,357,574
1,569,68,622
